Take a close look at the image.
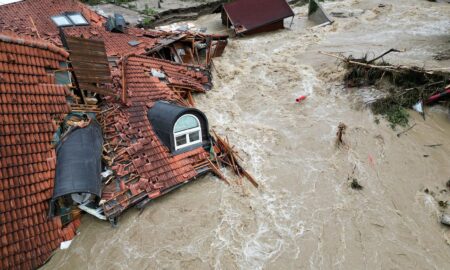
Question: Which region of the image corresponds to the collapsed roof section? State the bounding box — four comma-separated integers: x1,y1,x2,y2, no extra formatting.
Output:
222,0,294,35
0,0,157,57
0,0,232,268
63,35,114,96
0,34,79,270
50,120,103,216
99,55,213,220
0,0,228,62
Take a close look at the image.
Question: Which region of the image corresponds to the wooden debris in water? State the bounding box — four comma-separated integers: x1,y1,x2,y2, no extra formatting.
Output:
211,130,259,188
350,179,363,190
336,122,347,146
396,123,417,137
348,165,363,190
319,50,450,127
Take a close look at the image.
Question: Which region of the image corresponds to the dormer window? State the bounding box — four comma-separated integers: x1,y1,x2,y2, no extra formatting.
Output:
173,114,202,150
147,101,210,154
51,12,89,27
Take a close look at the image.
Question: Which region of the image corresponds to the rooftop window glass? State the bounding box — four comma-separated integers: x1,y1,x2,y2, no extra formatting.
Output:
174,115,199,133
51,12,89,27
51,15,72,27
67,13,89,25
173,114,202,150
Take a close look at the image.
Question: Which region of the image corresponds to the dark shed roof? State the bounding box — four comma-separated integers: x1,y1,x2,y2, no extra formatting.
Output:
148,101,210,154
223,0,294,34
51,121,103,214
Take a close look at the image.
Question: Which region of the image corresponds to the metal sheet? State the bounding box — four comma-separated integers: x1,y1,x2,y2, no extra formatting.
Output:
308,0,334,26
222,0,294,34
51,121,103,204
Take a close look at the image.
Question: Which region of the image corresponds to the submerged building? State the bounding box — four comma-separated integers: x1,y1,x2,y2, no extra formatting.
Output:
222,0,294,35
0,0,233,269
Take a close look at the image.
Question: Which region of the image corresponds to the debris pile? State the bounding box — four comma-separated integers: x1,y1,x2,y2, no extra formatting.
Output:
211,131,259,188
321,50,450,127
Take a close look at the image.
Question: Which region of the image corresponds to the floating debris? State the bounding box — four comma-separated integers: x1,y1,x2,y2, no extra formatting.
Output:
320,50,450,127
441,214,450,226
336,122,347,146
348,165,363,190
351,178,364,190
308,0,334,26
438,200,448,208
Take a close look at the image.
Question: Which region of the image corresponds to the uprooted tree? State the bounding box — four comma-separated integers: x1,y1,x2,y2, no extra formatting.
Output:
321,50,450,128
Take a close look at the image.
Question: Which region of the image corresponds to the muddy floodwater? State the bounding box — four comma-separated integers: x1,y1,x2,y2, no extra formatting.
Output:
43,0,450,269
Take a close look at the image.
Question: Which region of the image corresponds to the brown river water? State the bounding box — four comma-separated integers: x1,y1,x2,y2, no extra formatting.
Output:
43,0,450,269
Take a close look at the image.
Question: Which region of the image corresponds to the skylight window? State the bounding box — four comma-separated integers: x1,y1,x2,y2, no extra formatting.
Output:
51,15,72,27
67,13,88,25
51,13,89,27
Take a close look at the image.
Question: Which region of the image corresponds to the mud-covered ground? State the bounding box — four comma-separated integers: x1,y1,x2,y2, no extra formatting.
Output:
43,0,450,269
91,0,223,24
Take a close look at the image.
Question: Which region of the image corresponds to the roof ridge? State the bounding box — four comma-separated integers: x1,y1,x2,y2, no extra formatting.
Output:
0,33,69,57
126,54,207,70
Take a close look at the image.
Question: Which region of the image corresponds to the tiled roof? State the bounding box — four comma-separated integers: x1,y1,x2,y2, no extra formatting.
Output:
62,26,157,57
0,34,76,270
125,55,211,94
100,55,211,218
223,0,294,34
0,0,158,56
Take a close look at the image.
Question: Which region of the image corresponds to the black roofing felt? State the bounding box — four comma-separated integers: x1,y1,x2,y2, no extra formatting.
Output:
147,101,210,154
51,121,103,210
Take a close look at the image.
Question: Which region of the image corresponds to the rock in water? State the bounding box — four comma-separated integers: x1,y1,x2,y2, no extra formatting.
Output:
440,214,450,226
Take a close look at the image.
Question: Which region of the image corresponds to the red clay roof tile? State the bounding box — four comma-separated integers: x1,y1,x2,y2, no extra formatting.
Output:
99,55,211,218
0,34,76,270
0,0,158,57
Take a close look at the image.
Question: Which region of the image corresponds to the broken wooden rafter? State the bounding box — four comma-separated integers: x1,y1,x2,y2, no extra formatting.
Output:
212,130,259,188
206,159,230,185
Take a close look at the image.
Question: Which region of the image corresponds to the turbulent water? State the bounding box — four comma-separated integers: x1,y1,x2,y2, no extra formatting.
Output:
43,0,450,269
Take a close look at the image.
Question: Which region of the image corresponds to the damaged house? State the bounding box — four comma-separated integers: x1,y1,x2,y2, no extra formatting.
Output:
0,34,79,270
0,0,248,269
222,0,294,35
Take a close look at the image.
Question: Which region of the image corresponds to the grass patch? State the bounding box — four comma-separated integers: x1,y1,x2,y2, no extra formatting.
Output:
343,52,450,128
384,105,409,129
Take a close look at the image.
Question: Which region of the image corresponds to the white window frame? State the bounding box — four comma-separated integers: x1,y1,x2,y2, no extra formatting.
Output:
173,114,202,151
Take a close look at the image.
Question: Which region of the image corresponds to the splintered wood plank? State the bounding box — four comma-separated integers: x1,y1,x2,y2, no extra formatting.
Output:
65,35,114,96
